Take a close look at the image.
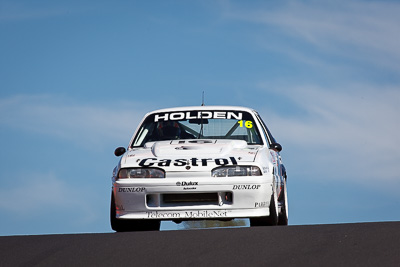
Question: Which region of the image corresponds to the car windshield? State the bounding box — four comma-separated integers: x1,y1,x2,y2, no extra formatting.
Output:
131,110,263,147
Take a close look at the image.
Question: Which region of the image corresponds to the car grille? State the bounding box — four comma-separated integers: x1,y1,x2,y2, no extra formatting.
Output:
163,193,218,204
146,192,232,207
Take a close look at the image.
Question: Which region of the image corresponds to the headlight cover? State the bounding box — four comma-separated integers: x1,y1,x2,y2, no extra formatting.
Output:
118,168,165,179
212,166,261,177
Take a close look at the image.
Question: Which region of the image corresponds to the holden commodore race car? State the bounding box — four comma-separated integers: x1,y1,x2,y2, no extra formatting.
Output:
111,106,288,231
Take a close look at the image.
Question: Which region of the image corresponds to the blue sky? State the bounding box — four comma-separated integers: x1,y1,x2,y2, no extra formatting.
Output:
1,0,399,236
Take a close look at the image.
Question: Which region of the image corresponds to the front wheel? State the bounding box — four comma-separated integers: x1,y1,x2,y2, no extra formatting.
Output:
250,191,278,227
278,179,289,225
110,193,160,232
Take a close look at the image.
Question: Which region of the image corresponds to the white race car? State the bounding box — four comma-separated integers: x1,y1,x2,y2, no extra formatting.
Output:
111,106,288,231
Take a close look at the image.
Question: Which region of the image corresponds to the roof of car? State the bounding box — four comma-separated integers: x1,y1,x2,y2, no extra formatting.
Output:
146,106,257,115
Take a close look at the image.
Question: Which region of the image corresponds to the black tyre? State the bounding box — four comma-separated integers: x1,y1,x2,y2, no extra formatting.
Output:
110,193,129,232
278,179,289,225
110,193,160,232
250,191,278,227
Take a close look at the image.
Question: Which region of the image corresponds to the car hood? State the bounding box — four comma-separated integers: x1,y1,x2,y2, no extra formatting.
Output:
120,139,260,171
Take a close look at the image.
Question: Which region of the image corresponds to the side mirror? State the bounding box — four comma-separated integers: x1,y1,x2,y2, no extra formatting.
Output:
270,143,282,152
114,147,126,157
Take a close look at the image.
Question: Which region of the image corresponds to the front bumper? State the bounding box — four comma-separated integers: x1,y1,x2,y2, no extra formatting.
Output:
113,176,273,220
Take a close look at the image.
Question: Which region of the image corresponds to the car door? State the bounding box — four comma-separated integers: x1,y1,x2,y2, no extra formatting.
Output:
253,112,286,197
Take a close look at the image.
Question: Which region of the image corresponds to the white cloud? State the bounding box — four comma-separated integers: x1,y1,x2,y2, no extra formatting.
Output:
258,84,400,191
0,172,97,224
0,94,150,148
223,0,400,72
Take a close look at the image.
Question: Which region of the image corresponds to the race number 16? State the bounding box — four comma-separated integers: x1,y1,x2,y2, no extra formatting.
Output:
238,120,253,128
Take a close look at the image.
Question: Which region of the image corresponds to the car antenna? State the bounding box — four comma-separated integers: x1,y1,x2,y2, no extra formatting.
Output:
199,91,205,138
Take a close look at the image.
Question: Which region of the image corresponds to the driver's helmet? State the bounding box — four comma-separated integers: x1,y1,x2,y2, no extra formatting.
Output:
157,121,181,140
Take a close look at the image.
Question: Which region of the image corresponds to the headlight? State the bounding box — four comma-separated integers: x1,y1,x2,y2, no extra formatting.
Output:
212,166,261,177
118,168,165,179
